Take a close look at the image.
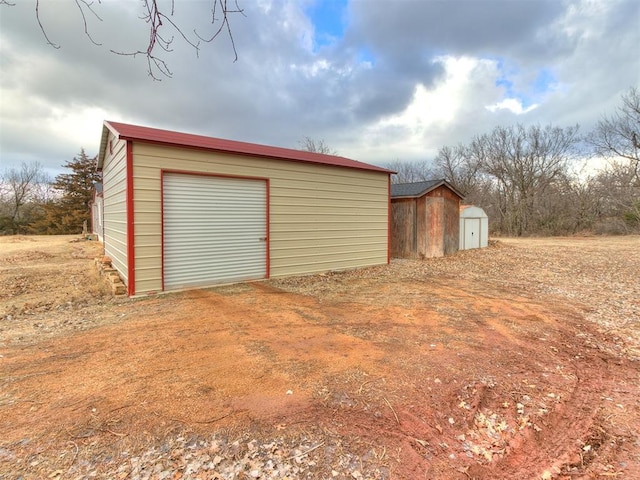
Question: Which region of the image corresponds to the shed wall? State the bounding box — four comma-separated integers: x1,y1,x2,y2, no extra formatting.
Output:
390,198,416,258
131,143,389,294
102,134,128,283
439,187,461,255
422,186,460,257
421,196,442,258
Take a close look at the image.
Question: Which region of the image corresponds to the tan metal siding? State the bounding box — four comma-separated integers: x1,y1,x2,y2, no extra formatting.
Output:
131,143,388,294
102,134,128,283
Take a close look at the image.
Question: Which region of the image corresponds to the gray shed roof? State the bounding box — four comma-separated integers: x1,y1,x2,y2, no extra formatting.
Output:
391,179,464,199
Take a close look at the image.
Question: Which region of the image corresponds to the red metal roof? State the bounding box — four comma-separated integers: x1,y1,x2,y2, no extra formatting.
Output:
99,121,393,174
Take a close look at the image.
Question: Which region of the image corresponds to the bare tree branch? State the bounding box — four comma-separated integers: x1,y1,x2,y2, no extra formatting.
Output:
109,0,243,79
299,136,338,155
35,0,60,49
12,0,243,80
587,87,640,184
75,0,103,46
385,159,435,184
196,0,245,62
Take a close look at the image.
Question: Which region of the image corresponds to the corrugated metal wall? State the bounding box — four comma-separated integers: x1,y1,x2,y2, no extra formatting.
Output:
130,143,389,294
102,134,128,283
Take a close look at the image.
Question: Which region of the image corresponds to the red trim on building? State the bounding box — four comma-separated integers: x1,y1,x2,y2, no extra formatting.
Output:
126,141,135,296
160,170,166,292
161,169,270,183
159,169,271,287
102,121,392,174
387,175,392,264
265,179,270,279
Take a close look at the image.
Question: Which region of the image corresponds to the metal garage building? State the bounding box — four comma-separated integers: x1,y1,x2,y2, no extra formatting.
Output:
97,121,392,296
390,179,463,258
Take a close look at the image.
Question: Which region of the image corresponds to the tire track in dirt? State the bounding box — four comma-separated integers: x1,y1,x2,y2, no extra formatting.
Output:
471,355,609,478
265,278,628,479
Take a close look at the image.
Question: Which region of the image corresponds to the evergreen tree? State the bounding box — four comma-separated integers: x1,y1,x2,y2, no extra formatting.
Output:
34,149,101,234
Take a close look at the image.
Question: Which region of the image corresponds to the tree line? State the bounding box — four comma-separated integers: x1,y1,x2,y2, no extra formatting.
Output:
387,87,640,236
1,88,638,237
0,150,101,235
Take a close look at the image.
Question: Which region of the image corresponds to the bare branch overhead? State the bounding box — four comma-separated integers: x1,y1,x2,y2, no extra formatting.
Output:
9,0,244,80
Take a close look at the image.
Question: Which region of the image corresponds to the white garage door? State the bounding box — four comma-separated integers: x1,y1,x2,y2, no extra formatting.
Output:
163,173,267,290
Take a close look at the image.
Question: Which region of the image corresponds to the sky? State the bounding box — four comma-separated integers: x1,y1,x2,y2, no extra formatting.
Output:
0,0,639,178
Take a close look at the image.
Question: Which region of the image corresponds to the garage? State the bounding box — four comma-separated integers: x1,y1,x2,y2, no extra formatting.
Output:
162,173,268,290
97,121,392,296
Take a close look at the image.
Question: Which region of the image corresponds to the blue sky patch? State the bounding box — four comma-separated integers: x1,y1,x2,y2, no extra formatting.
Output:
532,68,556,95
494,59,556,109
305,0,348,50
357,46,375,66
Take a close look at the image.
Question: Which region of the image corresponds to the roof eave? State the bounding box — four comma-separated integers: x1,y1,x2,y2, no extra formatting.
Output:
390,194,419,200
100,121,394,174
97,121,122,170
390,179,466,200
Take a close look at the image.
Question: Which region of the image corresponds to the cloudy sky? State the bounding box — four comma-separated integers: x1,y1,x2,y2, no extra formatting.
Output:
1,0,638,177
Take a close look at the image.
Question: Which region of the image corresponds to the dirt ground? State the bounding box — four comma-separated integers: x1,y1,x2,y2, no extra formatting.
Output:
0,235,638,479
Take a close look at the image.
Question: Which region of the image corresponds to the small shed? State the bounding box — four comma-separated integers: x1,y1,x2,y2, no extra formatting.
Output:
390,179,463,258
97,121,393,296
459,205,488,250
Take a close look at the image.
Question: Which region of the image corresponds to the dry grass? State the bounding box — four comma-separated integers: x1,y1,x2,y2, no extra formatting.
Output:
0,234,639,479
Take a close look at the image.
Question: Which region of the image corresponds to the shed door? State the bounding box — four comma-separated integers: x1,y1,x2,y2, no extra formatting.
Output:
464,218,481,249
163,173,267,290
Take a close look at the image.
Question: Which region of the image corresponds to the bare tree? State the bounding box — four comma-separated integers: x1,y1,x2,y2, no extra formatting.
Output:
433,144,482,195
590,160,640,233
435,124,581,236
485,124,580,235
3,1,244,80
384,159,435,184
299,136,337,155
587,86,640,184
0,161,48,234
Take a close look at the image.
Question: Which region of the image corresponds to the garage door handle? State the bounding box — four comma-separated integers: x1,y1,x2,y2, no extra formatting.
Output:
259,237,268,241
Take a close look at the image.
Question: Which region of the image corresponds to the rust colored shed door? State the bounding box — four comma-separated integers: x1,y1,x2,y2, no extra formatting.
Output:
162,173,267,290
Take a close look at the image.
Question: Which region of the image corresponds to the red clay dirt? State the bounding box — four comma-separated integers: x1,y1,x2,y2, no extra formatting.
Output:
0,235,638,479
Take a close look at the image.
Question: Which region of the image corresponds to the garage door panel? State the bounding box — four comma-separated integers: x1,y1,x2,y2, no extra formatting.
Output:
163,173,267,290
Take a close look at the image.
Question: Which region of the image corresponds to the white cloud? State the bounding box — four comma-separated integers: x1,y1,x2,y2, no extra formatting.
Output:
347,56,504,162
0,0,638,173
486,98,539,115
48,106,121,150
